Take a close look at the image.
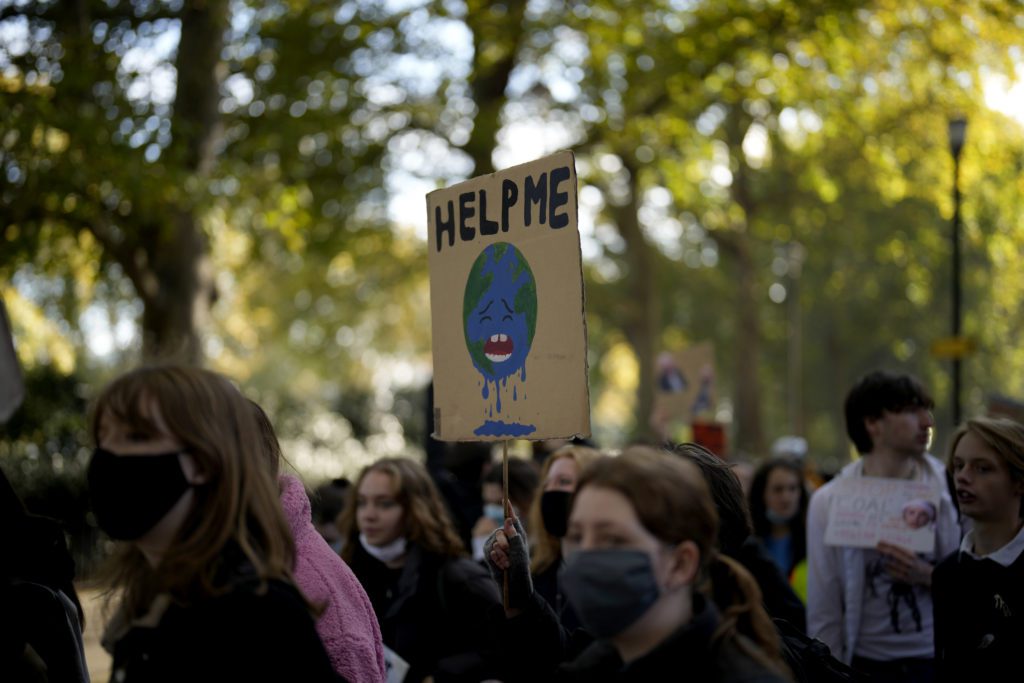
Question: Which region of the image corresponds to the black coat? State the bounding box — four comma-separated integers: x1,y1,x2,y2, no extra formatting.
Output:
106,574,342,683
736,537,806,634
349,542,507,683
532,559,582,632
933,547,1024,683
506,592,789,683
1,468,88,683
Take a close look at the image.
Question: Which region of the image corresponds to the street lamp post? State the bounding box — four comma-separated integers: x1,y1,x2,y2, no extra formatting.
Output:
948,117,967,426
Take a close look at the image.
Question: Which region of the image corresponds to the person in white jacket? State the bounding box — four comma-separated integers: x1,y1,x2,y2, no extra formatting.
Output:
807,371,959,683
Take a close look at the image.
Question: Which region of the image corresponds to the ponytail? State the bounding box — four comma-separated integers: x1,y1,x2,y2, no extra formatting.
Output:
707,553,791,679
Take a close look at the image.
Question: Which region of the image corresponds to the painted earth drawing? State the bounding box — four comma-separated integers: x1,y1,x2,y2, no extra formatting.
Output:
463,242,537,436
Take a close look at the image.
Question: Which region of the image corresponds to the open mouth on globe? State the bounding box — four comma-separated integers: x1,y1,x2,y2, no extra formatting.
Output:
484,334,514,363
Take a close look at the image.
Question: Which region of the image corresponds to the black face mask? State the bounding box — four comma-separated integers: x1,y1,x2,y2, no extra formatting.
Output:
87,447,192,541
540,490,572,538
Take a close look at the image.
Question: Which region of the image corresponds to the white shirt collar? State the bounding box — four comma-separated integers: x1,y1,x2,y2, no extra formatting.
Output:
960,522,1024,567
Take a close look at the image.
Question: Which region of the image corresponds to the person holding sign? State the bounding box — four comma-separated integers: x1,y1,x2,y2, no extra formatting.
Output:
339,458,507,683
525,444,601,625
488,447,792,682
806,371,959,683
932,417,1024,683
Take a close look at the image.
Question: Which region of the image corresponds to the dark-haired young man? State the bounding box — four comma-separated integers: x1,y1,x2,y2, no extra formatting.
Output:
807,371,960,683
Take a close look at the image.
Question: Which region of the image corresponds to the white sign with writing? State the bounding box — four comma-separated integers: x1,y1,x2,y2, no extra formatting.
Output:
825,477,941,553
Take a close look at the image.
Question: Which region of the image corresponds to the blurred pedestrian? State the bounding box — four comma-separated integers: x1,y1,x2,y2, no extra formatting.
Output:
312,478,352,553
749,459,809,587
251,401,386,683
806,371,958,682
488,446,791,681
89,366,341,682
933,417,1024,683
471,457,538,561
340,457,507,683
1,467,89,682
670,444,806,631
526,444,601,618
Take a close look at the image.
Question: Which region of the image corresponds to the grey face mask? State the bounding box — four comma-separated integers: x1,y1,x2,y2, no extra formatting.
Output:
559,548,661,639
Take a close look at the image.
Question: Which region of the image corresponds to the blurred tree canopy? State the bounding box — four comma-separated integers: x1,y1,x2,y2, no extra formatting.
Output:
2,0,1024,502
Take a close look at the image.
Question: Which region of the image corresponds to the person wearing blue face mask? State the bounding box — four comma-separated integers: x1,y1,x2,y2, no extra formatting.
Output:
87,366,342,683
487,447,792,682
470,457,538,562
749,459,810,595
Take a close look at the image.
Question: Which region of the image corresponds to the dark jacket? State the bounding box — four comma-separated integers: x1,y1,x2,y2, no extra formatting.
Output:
933,547,1024,683
349,542,506,683
1,469,88,683
736,537,807,633
507,591,788,682
532,558,582,632
105,570,342,683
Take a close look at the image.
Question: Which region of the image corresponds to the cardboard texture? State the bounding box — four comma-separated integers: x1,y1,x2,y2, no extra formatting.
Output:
427,150,590,441
0,296,25,422
824,477,941,554
653,342,716,424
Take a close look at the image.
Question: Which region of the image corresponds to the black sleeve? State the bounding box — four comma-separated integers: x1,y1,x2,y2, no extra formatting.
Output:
931,559,954,683
434,559,506,682
203,581,345,682
739,537,807,633
0,580,89,683
501,588,595,681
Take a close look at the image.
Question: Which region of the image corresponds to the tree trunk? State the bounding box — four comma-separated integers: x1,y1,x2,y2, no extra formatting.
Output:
136,0,227,362
719,233,765,456
720,107,764,456
462,0,528,175
609,157,659,441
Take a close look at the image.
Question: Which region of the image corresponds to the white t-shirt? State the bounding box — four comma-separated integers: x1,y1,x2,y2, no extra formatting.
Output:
853,548,936,660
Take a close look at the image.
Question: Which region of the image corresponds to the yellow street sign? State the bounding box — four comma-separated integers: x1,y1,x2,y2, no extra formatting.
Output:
930,336,976,359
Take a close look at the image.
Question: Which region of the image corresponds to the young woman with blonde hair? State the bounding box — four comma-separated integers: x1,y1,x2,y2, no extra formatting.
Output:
933,416,1024,683
339,457,506,682
88,366,339,682
526,444,601,622
489,446,791,681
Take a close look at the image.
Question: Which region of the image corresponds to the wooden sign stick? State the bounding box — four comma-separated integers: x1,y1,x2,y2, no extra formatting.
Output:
502,439,510,610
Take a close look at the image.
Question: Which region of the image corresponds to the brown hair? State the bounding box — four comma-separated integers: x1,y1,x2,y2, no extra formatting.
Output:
575,446,788,676
528,445,602,574
91,366,296,617
339,457,466,562
250,399,282,477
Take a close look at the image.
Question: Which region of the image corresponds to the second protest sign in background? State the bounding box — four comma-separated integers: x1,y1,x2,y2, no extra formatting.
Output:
427,151,590,441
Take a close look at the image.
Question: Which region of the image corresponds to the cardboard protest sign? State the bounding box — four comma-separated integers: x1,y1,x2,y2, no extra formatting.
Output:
825,477,941,553
653,342,716,423
651,344,716,436
0,296,24,423
427,150,590,441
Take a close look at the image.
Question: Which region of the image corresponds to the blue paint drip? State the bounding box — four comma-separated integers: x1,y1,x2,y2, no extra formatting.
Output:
482,382,489,399
496,385,502,413
513,385,517,401
474,420,537,437
520,364,526,382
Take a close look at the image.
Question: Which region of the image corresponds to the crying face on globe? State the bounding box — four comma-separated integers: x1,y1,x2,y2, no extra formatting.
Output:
463,243,537,382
